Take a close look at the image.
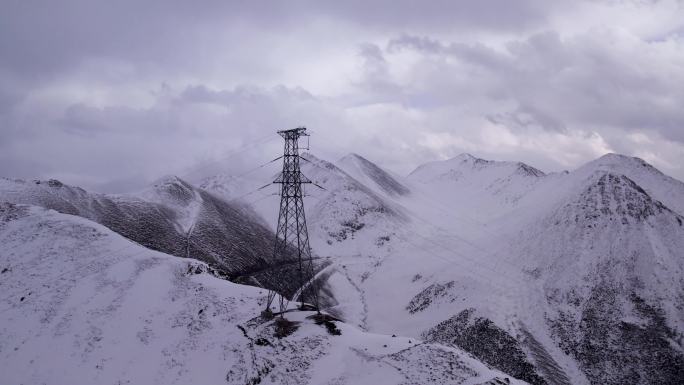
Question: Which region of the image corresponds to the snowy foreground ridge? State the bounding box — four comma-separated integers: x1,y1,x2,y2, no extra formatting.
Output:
0,204,523,385
1,152,684,384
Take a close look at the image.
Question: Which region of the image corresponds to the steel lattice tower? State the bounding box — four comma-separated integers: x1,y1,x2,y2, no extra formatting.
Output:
266,127,319,313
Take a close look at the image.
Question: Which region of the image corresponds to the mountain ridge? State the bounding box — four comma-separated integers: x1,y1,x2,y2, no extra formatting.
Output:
0,202,526,385
0,175,297,292
2,150,683,385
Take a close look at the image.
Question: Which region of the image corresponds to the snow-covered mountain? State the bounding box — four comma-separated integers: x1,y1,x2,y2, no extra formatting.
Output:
576,153,684,216
300,154,407,253
407,153,547,221
2,151,683,385
405,153,684,385
506,165,684,385
0,202,528,385
200,153,560,383
201,153,407,260
0,176,306,295
200,154,411,324
337,153,411,198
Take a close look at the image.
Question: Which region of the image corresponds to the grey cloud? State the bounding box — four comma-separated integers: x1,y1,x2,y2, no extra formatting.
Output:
387,35,446,54
179,85,315,107
315,0,559,32
353,43,404,102
388,34,511,72
1,1,684,188
0,0,560,83
385,31,684,144
59,104,152,137
0,83,349,190
487,105,567,133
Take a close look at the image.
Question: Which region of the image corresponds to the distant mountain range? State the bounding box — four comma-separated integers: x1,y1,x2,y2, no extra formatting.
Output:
1,151,682,384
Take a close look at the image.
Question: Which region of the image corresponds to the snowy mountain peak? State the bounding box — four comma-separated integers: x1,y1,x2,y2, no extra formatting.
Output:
449,153,481,162
141,175,198,206
561,171,672,225
445,154,545,177
340,152,366,161
199,173,240,193
514,162,546,177
148,174,197,192
0,177,92,216
300,152,341,174
0,176,85,193
583,153,661,175
576,153,684,216
151,174,187,186
408,154,545,184
338,153,410,197
433,153,494,170
518,166,684,384
597,152,645,164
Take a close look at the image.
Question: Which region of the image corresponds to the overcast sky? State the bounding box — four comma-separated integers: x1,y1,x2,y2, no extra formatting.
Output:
2,0,684,192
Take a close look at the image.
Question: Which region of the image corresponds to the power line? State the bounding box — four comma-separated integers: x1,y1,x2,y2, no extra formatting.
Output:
391,231,521,293
232,156,283,180
219,183,273,205
406,209,525,275
181,133,279,180
246,192,279,206
406,184,519,246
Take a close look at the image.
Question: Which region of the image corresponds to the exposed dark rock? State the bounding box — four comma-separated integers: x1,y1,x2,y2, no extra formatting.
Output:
516,163,546,178
308,313,342,336
406,281,455,314
424,309,546,385
273,317,300,339
559,173,672,226
549,284,684,385
254,338,271,347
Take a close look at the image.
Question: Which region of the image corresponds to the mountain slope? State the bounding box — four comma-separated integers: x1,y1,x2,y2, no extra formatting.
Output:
301,154,407,252
7,150,681,384
0,177,186,254
200,153,574,383
510,171,684,385
200,154,407,259
367,152,684,385
407,153,547,221
0,176,298,293
337,153,410,198
576,153,684,216
0,203,529,385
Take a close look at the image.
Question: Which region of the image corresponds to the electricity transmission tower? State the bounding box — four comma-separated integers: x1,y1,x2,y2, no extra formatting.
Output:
265,127,319,314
